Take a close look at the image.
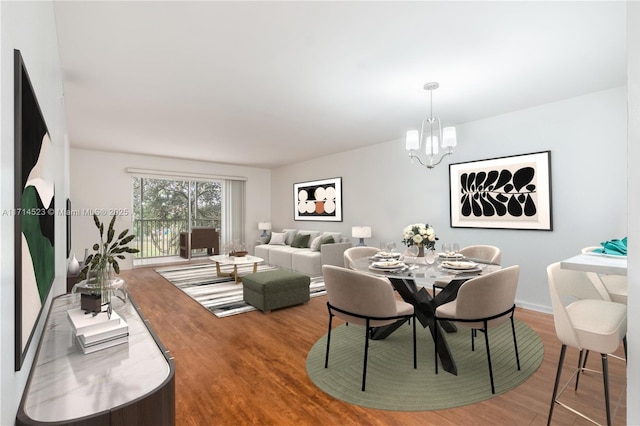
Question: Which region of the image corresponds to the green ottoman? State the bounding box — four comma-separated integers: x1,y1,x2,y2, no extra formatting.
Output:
243,270,311,312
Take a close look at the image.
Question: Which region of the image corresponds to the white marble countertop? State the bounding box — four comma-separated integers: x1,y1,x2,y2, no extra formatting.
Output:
560,253,627,276
21,294,171,423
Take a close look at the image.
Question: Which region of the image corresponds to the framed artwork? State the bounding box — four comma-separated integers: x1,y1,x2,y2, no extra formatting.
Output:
449,151,552,230
294,177,343,222
14,50,56,370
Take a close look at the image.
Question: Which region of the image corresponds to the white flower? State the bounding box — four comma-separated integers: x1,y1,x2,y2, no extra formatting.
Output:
402,222,438,248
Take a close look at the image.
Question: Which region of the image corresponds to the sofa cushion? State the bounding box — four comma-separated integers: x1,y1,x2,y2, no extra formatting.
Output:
291,249,323,277
309,235,323,251
297,230,321,246
320,235,335,246
291,233,311,248
268,232,287,245
322,232,342,245
269,246,298,270
282,229,298,245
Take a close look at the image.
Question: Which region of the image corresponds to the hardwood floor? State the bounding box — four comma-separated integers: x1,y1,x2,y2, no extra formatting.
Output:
120,266,627,426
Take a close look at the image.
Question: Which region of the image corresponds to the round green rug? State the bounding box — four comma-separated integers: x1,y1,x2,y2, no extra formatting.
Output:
306,319,543,411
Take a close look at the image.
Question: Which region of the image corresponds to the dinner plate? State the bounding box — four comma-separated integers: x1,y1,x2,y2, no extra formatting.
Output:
441,261,478,270
374,252,401,259
370,260,405,270
438,252,464,259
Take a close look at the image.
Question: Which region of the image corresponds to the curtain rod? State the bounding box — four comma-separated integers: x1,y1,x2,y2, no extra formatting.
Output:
125,167,247,182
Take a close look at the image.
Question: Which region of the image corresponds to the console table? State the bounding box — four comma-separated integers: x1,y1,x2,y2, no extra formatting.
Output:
16,294,175,426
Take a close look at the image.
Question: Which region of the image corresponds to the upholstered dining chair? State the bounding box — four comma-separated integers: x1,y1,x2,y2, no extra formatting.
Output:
546,262,627,426
322,265,416,391
343,246,380,269
581,246,627,304
434,265,521,394
458,244,502,265
433,244,502,296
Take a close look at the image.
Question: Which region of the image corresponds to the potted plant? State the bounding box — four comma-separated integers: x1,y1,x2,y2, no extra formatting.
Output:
75,214,139,313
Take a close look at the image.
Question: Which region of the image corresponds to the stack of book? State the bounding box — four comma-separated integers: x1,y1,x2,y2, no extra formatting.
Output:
67,308,129,354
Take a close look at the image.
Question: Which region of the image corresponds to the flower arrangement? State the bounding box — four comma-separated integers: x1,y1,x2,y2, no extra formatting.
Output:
402,223,438,250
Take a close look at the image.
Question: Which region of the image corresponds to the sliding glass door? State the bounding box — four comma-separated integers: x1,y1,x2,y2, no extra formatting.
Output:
132,177,223,258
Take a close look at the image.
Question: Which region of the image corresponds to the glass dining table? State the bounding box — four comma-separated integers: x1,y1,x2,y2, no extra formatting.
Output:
351,255,500,375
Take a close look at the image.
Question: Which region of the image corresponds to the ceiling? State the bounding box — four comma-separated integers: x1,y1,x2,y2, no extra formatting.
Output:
53,1,627,169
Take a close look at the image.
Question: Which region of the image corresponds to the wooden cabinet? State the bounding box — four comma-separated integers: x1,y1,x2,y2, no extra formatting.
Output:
16,294,175,426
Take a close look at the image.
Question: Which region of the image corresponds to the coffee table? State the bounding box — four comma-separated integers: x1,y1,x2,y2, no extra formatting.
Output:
209,254,264,284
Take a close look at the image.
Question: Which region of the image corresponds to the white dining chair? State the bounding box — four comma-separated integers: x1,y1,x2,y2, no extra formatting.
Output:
322,265,416,391
343,246,380,269
546,262,627,426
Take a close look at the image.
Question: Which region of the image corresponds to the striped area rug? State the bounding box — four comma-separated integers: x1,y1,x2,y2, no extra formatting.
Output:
155,262,325,318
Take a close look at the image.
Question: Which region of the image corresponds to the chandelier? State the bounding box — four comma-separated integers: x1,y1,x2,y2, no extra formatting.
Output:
405,82,457,169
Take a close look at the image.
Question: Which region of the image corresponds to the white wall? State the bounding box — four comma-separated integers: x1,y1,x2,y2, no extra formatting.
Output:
0,1,68,424
272,87,627,312
69,148,271,266
626,1,639,422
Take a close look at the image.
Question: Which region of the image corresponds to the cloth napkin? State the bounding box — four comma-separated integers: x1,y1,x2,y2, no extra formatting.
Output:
593,237,627,256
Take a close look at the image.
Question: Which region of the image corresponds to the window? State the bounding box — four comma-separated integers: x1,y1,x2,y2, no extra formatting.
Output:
132,176,244,259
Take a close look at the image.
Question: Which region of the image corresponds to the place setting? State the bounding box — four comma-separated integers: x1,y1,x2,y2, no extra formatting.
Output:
368,259,409,273
439,262,484,279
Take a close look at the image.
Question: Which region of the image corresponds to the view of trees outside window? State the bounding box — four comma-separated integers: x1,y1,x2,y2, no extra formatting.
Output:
132,177,222,258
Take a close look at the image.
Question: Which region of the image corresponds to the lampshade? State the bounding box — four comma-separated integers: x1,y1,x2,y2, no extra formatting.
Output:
442,127,457,148
258,222,271,231
426,136,439,156
352,226,372,239
405,130,420,150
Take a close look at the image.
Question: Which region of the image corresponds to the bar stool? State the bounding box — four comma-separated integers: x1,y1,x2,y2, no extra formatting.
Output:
546,262,627,426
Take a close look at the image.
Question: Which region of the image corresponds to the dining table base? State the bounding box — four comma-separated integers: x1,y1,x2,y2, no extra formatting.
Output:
369,277,468,376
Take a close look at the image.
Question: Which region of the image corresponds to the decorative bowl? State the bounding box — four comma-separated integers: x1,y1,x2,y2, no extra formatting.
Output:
234,251,248,257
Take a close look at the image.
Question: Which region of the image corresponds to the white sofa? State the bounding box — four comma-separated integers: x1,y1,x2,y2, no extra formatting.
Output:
254,229,352,277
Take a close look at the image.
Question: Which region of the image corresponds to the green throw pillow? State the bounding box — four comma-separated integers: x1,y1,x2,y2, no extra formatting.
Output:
319,235,335,247
291,233,311,248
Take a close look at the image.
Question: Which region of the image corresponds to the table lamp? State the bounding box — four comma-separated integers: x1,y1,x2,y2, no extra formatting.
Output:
352,226,372,247
258,222,272,244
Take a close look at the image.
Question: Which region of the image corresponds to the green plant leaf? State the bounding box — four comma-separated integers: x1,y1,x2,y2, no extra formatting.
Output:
119,234,135,245
107,215,116,243
92,243,99,251
93,214,101,230
117,229,129,240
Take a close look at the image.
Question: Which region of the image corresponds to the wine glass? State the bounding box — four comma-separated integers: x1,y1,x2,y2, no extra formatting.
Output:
442,243,451,257
452,243,460,255
425,249,436,265
387,242,397,253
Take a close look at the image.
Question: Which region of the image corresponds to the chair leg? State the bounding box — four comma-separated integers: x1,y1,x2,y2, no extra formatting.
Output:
483,320,495,394
434,317,439,374
601,353,612,426
324,311,333,368
412,315,417,369
575,350,584,391
547,344,567,426
471,329,475,351
362,320,370,391
510,315,521,370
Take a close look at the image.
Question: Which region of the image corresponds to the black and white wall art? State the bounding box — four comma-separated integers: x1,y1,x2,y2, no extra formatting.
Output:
449,151,552,230
294,177,342,221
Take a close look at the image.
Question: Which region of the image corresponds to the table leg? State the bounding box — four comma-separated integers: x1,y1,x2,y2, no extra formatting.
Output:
252,262,258,273
233,265,240,283
370,277,460,376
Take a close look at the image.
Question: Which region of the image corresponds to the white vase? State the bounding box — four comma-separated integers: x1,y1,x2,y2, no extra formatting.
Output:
68,254,80,275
